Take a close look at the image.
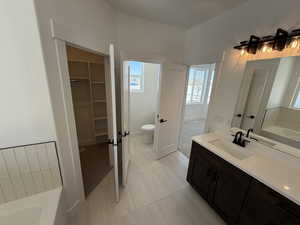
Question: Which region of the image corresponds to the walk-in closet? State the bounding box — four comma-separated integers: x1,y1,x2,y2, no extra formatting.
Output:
67,45,112,196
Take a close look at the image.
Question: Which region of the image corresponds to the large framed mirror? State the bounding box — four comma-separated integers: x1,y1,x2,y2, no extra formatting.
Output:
232,56,300,149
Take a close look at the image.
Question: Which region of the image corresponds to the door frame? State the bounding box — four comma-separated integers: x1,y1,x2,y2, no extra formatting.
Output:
120,57,164,159
154,63,189,159
178,64,216,155
177,66,190,154
54,40,113,196
120,60,130,186
50,20,116,214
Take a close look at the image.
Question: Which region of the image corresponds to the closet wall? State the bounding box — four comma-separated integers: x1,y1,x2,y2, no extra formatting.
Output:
67,46,109,149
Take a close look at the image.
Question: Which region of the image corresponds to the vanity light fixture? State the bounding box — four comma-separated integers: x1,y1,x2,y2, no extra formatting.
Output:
247,35,260,54
234,28,300,55
273,28,288,51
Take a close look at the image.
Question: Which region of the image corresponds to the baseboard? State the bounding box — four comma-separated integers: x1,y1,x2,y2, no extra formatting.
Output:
66,199,85,220
156,144,177,159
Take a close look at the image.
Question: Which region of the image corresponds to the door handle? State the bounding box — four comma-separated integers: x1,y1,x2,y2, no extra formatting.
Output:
159,118,168,123
246,115,255,119
118,131,130,137
235,114,243,118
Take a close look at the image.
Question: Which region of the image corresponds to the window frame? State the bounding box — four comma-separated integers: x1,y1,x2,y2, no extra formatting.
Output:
129,61,145,93
186,66,210,105
291,78,300,109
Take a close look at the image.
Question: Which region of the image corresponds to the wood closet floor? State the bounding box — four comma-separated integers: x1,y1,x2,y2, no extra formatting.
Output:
80,143,112,196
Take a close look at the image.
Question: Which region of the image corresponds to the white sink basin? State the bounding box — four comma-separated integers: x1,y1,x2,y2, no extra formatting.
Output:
209,139,254,160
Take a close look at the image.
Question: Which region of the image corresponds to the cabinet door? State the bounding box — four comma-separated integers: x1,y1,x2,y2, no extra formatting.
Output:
239,180,284,225
187,143,218,203
213,161,251,225
278,208,300,225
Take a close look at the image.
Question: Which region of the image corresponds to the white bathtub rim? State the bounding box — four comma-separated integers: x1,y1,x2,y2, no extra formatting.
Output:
0,186,63,225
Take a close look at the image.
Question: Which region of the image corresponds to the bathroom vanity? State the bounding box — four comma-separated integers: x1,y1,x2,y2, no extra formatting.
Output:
187,133,300,225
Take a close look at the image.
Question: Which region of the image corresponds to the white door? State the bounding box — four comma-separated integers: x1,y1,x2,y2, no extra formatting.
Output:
154,63,187,159
109,44,119,202
121,60,131,186
241,69,268,131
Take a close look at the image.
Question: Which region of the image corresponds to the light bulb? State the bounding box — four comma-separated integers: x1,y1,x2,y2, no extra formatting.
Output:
291,39,298,48
262,45,268,53
240,49,246,56
267,46,273,53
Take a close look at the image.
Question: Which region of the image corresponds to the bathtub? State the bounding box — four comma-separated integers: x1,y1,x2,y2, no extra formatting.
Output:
261,126,300,149
0,187,66,225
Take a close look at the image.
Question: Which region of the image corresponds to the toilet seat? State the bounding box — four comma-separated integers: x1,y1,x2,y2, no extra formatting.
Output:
141,124,155,131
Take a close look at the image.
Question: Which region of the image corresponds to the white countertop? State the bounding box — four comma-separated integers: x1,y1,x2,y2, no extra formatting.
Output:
192,132,300,206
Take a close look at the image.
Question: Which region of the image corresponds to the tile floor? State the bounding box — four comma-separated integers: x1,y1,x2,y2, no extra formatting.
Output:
74,135,225,225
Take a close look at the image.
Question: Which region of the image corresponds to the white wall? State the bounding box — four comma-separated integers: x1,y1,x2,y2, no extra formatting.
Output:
33,0,187,216
33,0,117,215
0,0,56,148
130,63,160,133
185,0,300,132
116,12,186,63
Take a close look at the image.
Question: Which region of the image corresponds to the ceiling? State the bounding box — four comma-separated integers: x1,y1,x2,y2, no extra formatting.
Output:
106,0,248,28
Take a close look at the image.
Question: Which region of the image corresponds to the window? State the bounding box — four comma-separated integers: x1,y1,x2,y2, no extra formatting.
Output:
129,61,144,92
293,90,300,109
186,66,213,104
291,78,300,109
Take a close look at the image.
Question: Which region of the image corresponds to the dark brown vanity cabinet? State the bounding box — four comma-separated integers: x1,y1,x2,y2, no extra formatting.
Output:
213,161,251,225
187,141,300,225
187,142,219,203
239,180,300,225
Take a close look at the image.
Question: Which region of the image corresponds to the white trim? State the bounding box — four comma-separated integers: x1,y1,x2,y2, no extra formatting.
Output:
53,39,85,211
177,66,190,151
109,44,120,202
50,19,117,214
50,18,110,55
119,56,164,160
154,64,162,160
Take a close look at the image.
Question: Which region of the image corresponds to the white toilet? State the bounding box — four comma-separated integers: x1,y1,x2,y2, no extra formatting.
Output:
141,124,155,144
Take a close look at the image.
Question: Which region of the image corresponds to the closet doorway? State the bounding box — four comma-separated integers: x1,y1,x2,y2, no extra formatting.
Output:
66,45,112,196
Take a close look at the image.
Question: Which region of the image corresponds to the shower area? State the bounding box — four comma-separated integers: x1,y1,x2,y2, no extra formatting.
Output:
178,64,215,157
